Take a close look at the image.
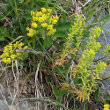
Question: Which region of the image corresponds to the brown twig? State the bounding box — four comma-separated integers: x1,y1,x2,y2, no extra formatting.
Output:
16,48,43,55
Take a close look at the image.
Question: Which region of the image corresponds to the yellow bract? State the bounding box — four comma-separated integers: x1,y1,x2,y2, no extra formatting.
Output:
36,12,42,17
41,8,46,13
10,54,16,59
103,104,110,110
47,25,53,30
27,28,34,37
26,8,59,38
31,22,38,28
48,29,56,36
47,9,52,13
41,23,48,28
24,46,28,49
26,27,29,31
31,11,35,16
2,58,11,64
52,19,57,24
38,17,45,22
0,42,28,64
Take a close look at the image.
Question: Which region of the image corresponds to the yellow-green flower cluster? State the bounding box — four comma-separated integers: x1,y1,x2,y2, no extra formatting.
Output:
104,104,110,110
87,27,101,51
74,27,104,101
95,62,107,73
26,27,37,37
0,42,28,64
90,27,101,39
26,8,59,37
104,44,110,56
63,14,84,59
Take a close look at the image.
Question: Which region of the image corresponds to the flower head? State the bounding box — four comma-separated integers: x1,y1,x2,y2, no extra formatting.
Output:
27,8,59,38
0,42,28,64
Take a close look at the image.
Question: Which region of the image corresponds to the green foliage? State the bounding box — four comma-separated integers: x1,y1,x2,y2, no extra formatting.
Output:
62,15,84,60
53,86,66,103
0,27,9,41
103,44,110,57
62,26,107,101
0,0,110,109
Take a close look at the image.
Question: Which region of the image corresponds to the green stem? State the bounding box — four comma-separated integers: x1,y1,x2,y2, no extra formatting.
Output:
43,37,46,54
36,36,67,80
32,35,36,71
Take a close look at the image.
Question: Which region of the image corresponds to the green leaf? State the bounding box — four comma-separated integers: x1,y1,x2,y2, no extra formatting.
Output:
22,52,29,60
65,59,72,70
0,27,9,41
0,36,5,41
22,13,32,20
82,29,90,38
55,21,71,32
59,90,67,97
54,31,66,37
74,78,82,84
55,66,66,79
53,86,60,96
45,36,52,49
62,11,67,22
55,66,65,75
94,89,99,101
53,86,66,97
53,40,64,49
104,94,110,101
53,86,66,103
